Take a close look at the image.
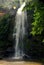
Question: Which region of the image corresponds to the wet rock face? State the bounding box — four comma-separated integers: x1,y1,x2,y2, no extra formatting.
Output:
9,8,17,16
0,8,17,58
8,8,17,42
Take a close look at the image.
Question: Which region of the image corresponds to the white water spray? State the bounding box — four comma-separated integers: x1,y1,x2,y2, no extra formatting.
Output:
13,2,27,59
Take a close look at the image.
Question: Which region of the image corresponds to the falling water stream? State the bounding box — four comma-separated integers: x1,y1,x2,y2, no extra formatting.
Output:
13,1,27,59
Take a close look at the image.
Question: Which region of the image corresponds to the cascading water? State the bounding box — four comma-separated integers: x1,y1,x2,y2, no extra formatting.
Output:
13,1,27,59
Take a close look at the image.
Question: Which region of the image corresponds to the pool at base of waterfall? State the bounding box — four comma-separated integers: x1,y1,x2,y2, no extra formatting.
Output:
11,56,23,60
3,56,23,61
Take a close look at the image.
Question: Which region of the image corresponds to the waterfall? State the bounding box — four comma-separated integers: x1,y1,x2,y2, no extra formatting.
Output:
13,1,27,59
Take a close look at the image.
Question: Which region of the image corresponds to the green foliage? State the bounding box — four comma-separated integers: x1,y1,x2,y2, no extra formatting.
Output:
26,0,44,36
31,1,44,36
0,14,10,39
23,1,44,59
